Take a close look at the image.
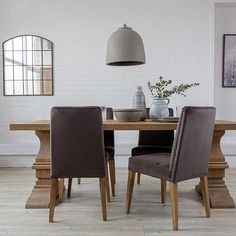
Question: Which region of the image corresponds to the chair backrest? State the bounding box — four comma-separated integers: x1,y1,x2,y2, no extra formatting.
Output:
138,108,174,147
104,107,114,148
50,106,106,178
169,106,216,182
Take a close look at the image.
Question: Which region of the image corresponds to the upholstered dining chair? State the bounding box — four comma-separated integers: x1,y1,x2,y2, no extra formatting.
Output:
49,107,109,222
125,106,215,230
77,107,116,196
131,108,174,184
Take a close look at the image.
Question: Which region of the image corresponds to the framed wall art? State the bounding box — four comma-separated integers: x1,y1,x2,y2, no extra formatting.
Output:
222,34,236,87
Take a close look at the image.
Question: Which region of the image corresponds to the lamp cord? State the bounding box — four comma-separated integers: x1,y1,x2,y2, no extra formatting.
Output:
123,0,127,27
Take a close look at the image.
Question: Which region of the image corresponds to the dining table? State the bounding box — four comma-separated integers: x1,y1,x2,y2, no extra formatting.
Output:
10,119,236,209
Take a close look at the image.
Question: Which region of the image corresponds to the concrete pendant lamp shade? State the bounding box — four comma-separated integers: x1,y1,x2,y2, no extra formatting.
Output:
106,25,146,66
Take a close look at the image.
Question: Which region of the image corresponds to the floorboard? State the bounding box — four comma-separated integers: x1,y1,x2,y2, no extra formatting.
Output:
0,167,236,235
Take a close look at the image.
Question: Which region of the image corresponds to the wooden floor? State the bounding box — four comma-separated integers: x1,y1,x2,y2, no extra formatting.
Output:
0,168,236,236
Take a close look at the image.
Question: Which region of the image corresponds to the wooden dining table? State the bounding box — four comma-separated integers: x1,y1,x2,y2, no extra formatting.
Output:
10,119,236,209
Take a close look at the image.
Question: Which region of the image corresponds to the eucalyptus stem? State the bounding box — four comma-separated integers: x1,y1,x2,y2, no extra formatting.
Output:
147,76,199,99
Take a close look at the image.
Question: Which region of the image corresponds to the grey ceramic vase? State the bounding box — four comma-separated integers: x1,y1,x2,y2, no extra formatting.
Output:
149,98,169,119
132,86,146,121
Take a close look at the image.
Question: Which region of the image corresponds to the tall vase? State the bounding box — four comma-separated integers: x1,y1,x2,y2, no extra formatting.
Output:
132,86,146,120
149,98,169,119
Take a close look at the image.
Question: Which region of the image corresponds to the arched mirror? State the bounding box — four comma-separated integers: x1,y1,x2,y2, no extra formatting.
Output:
2,35,53,96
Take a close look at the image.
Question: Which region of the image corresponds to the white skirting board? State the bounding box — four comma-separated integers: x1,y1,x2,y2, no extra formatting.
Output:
0,142,236,168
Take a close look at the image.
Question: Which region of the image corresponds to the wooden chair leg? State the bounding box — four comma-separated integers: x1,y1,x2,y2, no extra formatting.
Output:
77,177,81,184
137,173,141,184
58,178,64,203
113,159,116,184
67,178,72,198
49,178,58,222
109,160,116,196
105,165,111,202
170,182,178,231
161,179,166,204
99,177,107,221
125,170,136,214
200,176,211,218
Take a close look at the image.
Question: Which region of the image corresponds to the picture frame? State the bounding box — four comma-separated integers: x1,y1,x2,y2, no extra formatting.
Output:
222,34,236,87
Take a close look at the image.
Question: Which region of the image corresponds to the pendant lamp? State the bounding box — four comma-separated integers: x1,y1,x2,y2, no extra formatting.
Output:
106,24,146,66
106,0,145,66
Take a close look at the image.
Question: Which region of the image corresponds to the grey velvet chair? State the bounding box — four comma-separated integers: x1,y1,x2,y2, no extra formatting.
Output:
125,106,215,230
49,107,109,222
131,108,174,184
77,107,116,196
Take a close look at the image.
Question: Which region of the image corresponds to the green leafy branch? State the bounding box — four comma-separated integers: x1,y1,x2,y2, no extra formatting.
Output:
147,76,199,98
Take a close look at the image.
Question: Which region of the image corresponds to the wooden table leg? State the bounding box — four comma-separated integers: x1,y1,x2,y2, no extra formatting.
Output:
25,130,51,208
195,130,235,208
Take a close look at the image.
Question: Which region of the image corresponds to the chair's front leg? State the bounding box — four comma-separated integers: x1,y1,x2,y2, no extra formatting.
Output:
170,182,178,231
67,178,72,198
58,178,64,203
200,176,211,217
137,173,141,184
99,177,107,221
109,159,116,196
125,170,136,214
49,178,58,222
105,165,111,202
161,179,166,204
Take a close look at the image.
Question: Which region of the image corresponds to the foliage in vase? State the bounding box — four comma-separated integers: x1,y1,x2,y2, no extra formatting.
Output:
147,76,200,99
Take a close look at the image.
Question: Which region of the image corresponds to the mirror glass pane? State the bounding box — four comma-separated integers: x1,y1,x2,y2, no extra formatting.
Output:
5,81,14,95
14,66,23,81
33,36,42,50
43,67,52,80
33,66,42,80
26,36,33,50
22,51,33,66
33,51,42,65
14,51,23,65
4,40,12,50
5,66,14,80
43,51,52,65
33,81,43,95
43,81,53,95
23,80,33,95
13,37,22,50
23,66,33,81
3,35,53,95
43,39,52,50
14,81,24,95
4,51,13,65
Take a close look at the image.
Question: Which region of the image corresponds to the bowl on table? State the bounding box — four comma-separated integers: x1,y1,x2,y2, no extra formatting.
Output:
113,109,143,122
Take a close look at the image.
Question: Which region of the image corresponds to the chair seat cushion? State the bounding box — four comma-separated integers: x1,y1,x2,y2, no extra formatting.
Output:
105,146,115,160
131,145,172,157
128,153,171,180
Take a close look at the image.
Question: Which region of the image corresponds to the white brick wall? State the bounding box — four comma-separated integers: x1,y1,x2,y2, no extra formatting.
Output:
2,0,233,167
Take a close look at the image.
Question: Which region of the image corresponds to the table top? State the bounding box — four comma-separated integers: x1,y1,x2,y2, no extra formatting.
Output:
10,119,236,131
